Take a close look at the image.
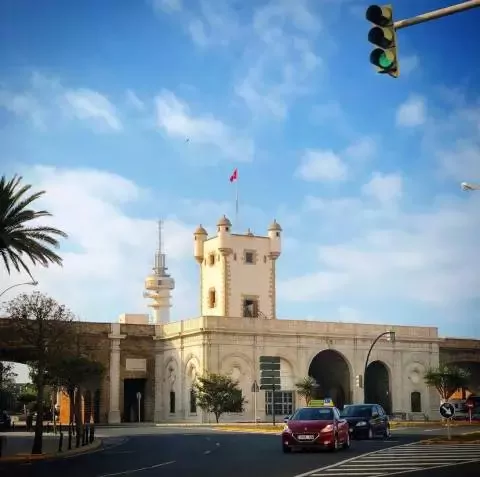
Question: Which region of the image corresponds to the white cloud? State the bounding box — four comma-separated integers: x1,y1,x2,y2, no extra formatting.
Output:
396,95,427,127
63,89,122,131
155,89,254,162
0,166,197,322
296,149,348,182
343,136,377,161
0,73,122,132
362,172,403,204
235,2,322,119
279,191,480,308
0,90,46,128
125,89,145,111
150,0,182,13
151,0,322,119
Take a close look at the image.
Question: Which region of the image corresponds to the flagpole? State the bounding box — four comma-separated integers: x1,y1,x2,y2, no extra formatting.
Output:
235,177,239,231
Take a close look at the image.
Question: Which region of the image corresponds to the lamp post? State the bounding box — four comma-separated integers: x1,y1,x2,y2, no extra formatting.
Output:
461,182,480,191
0,280,38,299
363,331,396,403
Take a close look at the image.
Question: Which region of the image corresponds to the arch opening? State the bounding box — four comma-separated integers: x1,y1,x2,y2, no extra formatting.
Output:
308,350,351,410
365,360,391,414
446,361,480,398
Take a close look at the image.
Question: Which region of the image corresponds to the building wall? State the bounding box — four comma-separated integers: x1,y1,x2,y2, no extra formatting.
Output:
201,237,226,316
226,234,273,318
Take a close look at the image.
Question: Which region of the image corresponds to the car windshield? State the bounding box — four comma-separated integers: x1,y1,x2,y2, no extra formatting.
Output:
341,406,374,418
291,408,334,421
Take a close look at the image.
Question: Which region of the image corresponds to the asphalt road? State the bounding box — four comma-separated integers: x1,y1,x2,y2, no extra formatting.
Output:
0,425,478,477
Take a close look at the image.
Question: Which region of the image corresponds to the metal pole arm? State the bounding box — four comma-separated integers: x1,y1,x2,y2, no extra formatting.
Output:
394,0,480,31
0,280,38,299
364,331,394,381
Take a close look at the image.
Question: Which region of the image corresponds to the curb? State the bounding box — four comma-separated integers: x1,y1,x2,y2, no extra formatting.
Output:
217,427,281,434
0,439,102,463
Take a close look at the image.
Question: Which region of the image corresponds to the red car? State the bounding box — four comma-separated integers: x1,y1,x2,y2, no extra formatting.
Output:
281,405,350,453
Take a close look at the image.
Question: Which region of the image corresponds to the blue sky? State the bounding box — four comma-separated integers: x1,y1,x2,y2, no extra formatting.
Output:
1,0,480,339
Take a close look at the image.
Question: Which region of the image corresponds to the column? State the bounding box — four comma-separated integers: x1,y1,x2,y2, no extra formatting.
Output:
154,345,163,422
108,323,125,424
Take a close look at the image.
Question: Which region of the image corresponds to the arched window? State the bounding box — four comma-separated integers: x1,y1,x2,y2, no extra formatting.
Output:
169,391,176,413
190,388,197,413
411,391,421,412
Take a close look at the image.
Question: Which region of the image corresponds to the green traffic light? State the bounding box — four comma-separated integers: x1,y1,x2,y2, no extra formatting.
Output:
370,48,395,71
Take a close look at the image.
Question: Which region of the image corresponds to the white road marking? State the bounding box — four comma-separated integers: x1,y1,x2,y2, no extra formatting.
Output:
204,450,211,455
96,460,175,477
294,442,480,477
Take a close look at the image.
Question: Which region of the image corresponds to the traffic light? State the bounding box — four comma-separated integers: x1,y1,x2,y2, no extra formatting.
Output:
366,4,399,78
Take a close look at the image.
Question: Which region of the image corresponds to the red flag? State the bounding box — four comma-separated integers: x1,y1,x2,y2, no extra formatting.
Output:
229,168,238,183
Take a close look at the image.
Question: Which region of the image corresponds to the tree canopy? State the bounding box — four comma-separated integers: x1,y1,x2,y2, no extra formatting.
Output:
424,365,470,401
193,372,245,423
0,173,68,278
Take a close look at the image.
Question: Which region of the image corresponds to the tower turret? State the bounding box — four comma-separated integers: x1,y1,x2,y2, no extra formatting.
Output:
143,220,175,324
194,225,208,264
217,214,232,253
268,219,282,259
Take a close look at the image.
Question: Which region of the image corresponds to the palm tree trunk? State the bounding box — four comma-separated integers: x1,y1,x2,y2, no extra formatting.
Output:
31,367,45,454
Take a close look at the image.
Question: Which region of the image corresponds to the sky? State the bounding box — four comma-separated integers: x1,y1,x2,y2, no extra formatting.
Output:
1,0,480,345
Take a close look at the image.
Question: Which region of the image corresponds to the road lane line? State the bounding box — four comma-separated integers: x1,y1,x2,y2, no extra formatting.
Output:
204,450,211,455
96,460,176,477
292,443,407,477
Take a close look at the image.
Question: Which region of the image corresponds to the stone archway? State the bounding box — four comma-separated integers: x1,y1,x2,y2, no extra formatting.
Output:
447,361,480,397
308,350,351,409
365,360,392,414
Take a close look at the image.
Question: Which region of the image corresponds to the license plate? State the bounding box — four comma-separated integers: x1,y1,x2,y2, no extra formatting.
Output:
297,434,315,440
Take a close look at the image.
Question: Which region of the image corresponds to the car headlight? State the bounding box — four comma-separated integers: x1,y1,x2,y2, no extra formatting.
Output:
356,421,367,426
283,425,292,432
321,424,334,432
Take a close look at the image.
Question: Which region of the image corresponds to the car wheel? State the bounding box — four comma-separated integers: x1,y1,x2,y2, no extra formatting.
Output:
343,432,351,449
282,444,291,453
383,425,391,439
367,427,374,439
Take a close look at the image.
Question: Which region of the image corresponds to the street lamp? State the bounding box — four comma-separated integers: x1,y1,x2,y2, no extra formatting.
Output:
0,280,38,299
363,330,396,403
461,182,480,191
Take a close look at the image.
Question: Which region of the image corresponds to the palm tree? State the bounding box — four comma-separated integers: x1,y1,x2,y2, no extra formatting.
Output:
0,174,68,278
295,376,317,405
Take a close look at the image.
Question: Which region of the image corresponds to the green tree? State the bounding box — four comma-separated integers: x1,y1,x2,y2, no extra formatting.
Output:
0,361,17,410
424,366,470,402
193,372,245,423
4,292,75,454
0,174,68,279
295,376,317,406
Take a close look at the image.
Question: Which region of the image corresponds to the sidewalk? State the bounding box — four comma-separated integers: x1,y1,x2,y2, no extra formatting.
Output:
0,431,102,462
0,432,59,458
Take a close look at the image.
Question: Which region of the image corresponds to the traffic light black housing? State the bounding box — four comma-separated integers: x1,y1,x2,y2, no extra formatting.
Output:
366,4,399,78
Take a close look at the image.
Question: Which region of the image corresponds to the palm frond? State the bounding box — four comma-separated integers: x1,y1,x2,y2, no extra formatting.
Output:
0,174,68,277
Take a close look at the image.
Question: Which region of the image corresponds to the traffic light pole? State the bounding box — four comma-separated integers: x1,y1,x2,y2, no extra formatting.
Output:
394,0,480,31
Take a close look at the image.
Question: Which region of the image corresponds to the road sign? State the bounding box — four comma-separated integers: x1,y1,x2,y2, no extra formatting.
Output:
439,402,455,419
467,402,474,409
136,392,142,400
259,356,281,391
251,380,260,393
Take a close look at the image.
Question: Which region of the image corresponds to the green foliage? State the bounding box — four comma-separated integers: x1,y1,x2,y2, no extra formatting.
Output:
4,292,76,454
193,372,245,423
424,366,470,401
0,361,16,389
0,174,68,278
295,376,317,405
46,355,104,391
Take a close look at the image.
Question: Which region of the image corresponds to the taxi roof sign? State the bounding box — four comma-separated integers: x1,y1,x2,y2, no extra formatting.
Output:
308,398,334,407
